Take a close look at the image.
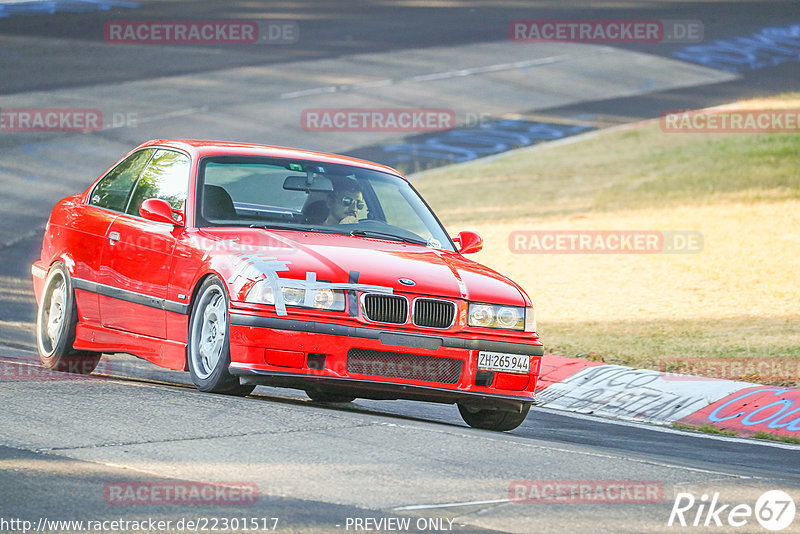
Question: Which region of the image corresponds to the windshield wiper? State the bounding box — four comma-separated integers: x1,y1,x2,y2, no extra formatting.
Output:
250,223,356,237
350,229,427,246
249,223,317,232
250,224,427,245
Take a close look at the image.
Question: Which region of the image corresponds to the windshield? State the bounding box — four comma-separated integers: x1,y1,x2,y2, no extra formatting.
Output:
196,156,454,251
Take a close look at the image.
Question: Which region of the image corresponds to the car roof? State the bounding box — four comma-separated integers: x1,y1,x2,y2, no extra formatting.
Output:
136,139,405,178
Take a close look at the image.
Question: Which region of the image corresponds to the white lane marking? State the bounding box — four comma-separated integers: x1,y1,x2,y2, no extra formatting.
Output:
380,418,778,479
394,498,510,511
533,405,800,451
104,105,208,131
332,410,763,481
0,223,46,250
280,86,338,99
97,105,210,132
279,51,607,100
134,105,209,125
408,55,574,82
352,78,393,88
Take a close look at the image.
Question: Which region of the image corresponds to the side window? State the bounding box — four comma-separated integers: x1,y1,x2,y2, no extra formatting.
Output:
90,149,154,212
126,149,191,217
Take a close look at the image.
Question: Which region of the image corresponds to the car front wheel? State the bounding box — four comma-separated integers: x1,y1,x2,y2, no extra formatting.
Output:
36,262,101,374
457,402,530,432
188,276,255,396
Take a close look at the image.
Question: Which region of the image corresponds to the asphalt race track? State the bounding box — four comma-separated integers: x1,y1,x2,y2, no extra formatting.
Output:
1,1,799,533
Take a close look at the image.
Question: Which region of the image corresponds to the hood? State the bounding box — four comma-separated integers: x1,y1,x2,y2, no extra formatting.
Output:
196,228,528,306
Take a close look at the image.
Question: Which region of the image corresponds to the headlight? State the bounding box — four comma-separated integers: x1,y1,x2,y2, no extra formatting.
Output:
283,287,305,306
245,280,345,312
245,279,275,304
467,304,495,327
313,288,338,309
468,303,525,331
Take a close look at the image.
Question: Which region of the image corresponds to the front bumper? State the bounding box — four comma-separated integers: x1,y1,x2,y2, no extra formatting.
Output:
228,312,543,409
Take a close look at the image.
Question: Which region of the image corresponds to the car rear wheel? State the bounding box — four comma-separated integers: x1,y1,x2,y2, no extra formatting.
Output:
188,276,255,396
305,388,356,403
457,402,530,432
36,262,102,374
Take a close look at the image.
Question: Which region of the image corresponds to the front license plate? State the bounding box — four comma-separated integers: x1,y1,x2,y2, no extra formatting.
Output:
477,351,530,374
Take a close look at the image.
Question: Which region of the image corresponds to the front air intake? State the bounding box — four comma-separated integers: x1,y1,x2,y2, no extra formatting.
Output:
347,349,462,384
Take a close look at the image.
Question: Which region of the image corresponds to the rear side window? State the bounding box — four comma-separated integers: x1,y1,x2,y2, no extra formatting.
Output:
90,149,154,212
126,149,191,217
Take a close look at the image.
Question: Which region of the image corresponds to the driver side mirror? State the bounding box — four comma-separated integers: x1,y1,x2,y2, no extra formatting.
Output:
140,198,184,226
454,230,483,254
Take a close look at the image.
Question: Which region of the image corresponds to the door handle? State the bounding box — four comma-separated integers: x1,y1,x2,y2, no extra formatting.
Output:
108,231,121,243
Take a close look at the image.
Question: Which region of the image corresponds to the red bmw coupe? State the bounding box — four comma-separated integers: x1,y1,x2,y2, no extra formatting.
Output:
32,140,543,431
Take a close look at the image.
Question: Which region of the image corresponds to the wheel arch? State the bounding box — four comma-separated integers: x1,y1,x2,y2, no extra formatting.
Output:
183,270,232,370
48,253,77,276
184,270,254,396
35,256,76,307
187,270,232,313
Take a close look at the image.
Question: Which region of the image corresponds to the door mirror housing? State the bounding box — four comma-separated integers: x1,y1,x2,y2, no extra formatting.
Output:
140,198,184,226
454,230,483,254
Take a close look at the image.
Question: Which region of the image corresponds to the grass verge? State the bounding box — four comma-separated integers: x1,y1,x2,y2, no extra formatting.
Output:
673,422,737,437
416,92,800,387
673,423,800,445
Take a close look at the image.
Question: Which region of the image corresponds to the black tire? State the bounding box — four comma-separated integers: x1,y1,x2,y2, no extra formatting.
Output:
305,388,356,403
36,262,101,374
188,276,255,396
457,403,531,432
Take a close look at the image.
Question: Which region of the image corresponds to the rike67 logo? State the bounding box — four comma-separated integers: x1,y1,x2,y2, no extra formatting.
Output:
668,490,796,531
